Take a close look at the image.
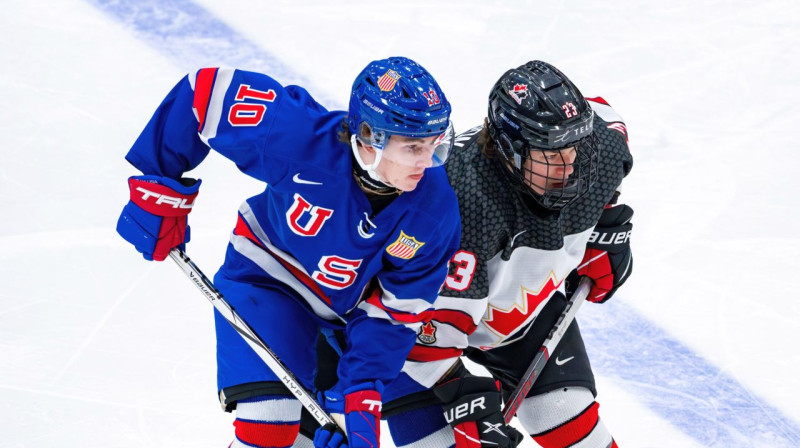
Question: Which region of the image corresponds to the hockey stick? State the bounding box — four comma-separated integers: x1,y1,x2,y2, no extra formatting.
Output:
502,276,594,424
168,248,338,429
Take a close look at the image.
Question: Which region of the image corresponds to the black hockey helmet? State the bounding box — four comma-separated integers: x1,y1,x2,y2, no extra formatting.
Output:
487,60,598,210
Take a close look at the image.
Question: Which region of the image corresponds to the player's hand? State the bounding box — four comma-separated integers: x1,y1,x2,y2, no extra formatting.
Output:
435,376,524,448
314,381,383,448
116,175,200,261
574,203,633,302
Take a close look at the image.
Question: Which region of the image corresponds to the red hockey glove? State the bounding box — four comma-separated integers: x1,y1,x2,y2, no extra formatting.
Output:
574,203,633,303
434,376,524,448
116,175,200,261
314,381,383,448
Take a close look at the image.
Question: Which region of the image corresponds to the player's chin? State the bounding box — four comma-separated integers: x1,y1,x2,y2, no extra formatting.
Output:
397,173,424,192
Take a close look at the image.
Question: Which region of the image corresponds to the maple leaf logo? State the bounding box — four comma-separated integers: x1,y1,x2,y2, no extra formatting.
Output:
417,321,437,344
484,272,562,338
508,83,530,105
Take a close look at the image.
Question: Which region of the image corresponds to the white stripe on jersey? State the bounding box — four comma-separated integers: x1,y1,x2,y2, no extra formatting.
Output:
232,202,345,323
198,67,235,144
401,357,460,388
377,279,434,315
406,296,487,355
230,234,342,322
240,201,310,277
188,70,198,90
417,321,472,350
588,99,625,124
357,300,424,332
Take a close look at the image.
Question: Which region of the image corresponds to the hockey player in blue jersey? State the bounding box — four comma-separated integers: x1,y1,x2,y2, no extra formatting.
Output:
116,56,461,448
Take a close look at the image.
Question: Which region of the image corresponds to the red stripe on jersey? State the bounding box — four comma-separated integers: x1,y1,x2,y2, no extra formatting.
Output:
233,214,333,306
430,309,477,335
606,122,628,141
193,67,217,132
364,290,433,323
233,419,299,448
585,96,609,106
407,345,462,362
532,401,600,447
454,421,482,448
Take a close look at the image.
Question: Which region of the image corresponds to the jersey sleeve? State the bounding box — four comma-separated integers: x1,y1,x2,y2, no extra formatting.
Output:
124,67,330,182
399,295,487,388
586,96,633,178
335,188,462,390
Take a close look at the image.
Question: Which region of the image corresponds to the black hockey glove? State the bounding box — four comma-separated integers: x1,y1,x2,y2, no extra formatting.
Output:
435,376,525,448
567,202,633,303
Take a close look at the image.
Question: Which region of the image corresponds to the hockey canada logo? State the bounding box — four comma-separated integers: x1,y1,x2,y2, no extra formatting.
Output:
417,321,437,344
385,231,425,260
483,272,561,341
508,83,529,105
377,69,401,91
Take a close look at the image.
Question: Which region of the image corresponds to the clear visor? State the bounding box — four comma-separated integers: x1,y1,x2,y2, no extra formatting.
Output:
365,121,455,168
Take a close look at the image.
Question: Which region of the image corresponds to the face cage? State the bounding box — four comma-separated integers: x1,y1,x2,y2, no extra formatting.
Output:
497,133,599,210
359,120,455,168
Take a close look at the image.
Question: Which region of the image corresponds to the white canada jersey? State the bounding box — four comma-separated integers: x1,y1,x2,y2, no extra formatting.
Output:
401,98,633,387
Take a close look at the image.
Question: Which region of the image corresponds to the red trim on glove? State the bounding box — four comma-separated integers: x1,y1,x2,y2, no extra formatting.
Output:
454,420,482,448
152,215,188,262
128,178,197,217
344,389,382,447
577,248,613,302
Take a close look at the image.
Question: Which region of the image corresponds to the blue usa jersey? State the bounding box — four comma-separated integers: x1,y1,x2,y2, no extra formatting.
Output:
125,67,461,388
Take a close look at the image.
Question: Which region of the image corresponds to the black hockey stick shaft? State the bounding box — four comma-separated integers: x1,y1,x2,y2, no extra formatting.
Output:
168,248,337,428
502,276,593,424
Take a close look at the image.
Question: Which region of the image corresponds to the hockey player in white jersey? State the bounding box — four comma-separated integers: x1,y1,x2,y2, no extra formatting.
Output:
115,56,462,448
369,60,634,448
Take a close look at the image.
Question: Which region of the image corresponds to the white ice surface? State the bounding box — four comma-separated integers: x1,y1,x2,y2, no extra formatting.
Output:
2,0,799,446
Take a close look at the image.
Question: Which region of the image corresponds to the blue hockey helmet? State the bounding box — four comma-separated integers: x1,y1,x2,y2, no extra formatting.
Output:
348,57,454,166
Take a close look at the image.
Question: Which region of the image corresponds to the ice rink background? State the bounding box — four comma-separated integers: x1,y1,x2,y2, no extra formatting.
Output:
2,0,799,446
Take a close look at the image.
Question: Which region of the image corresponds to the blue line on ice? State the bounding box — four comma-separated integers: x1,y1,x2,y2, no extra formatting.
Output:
581,299,800,447
86,0,800,446
85,0,335,105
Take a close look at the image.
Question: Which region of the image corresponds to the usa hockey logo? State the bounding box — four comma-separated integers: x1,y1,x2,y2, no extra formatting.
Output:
508,83,529,105
417,321,437,344
377,69,401,91
386,230,425,259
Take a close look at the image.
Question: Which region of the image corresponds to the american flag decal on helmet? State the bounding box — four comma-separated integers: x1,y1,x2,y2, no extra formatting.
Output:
377,69,401,91
386,230,425,259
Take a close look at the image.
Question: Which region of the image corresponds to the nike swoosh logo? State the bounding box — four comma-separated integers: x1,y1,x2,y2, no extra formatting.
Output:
292,173,323,185
554,355,574,366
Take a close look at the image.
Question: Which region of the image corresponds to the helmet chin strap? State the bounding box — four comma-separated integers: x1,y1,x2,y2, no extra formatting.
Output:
350,135,395,189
